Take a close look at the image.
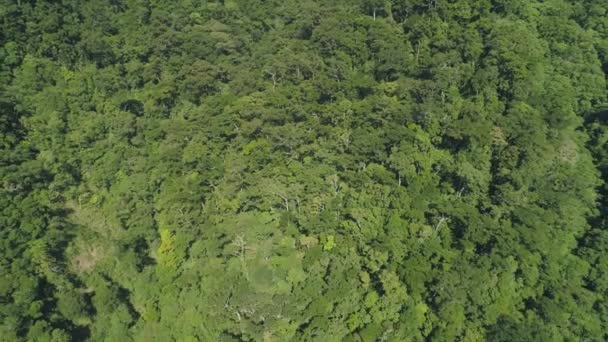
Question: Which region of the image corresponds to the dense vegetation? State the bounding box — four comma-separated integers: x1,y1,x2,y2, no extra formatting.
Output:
1,0,607,340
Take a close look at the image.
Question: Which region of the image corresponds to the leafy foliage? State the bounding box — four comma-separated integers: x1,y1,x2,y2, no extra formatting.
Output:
1,0,607,340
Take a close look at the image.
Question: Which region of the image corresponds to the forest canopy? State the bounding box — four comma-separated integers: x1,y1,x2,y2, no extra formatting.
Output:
1,0,608,341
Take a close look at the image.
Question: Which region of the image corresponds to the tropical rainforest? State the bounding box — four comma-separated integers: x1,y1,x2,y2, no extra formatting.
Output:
1,0,608,341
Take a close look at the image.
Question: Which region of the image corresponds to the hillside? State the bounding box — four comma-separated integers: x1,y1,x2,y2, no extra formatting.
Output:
1,0,608,340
